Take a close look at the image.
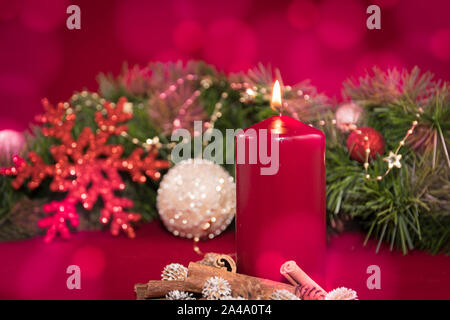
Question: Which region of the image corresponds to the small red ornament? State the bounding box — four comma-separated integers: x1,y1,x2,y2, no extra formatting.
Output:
346,127,385,163
1,97,170,242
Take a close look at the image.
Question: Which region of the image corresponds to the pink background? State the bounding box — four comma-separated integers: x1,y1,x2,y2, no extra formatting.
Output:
0,1,449,300
1,0,449,131
0,221,449,299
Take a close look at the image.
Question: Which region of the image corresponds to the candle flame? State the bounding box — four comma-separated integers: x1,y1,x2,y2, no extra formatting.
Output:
271,80,282,114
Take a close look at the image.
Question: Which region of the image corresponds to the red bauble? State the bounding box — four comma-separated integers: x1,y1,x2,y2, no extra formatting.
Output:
347,127,385,163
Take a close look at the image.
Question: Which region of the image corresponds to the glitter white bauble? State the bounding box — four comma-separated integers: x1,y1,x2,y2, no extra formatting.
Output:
335,102,363,132
157,158,235,240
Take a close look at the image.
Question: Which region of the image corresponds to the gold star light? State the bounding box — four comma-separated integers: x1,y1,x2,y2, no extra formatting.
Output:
384,151,402,169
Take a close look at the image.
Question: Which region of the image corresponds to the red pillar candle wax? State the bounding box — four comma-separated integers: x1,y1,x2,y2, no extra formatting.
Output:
235,81,326,284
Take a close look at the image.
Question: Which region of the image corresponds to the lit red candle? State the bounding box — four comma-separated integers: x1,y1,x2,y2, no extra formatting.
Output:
236,81,326,284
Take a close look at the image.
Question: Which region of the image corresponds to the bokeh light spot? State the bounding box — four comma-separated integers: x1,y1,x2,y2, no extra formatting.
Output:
20,0,68,32
72,246,106,279
173,20,204,53
287,0,318,30
203,18,256,72
430,29,450,61
317,0,366,50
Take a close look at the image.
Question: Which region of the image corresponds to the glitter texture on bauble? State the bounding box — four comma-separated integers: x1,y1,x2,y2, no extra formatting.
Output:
156,158,235,240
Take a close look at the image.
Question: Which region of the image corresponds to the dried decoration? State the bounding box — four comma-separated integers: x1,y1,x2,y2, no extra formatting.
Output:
161,263,188,281
280,260,326,293
325,287,358,300
202,276,232,300
281,260,359,300
135,257,359,300
196,252,221,266
213,254,237,273
135,260,296,300
294,284,326,300
270,289,301,300
221,296,247,300
166,290,196,300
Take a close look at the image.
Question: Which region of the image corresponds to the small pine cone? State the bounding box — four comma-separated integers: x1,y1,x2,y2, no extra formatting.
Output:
295,285,326,300
202,276,232,300
161,263,188,281
270,289,300,300
325,287,358,300
166,290,196,300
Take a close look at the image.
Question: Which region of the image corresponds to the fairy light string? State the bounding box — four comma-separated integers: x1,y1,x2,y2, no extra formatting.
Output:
230,80,420,181
309,106,422,182
277,95,421,183
203,92,228,146
166,78,423,182
68,92,176,151
68,78,422,187
312,118,422,181
68,82,232,244
359,118,419,181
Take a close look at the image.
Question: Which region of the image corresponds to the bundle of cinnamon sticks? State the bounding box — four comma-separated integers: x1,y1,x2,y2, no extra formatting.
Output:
280,261,327,300
135,254,329,300
135,261,296,300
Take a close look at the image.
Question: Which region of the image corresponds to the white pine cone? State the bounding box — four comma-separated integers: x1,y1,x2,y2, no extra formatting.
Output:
270,289,301,300
166,290,196,300
161,263,188,281
202,276,232,300
221,295,247,300
325,287,358,300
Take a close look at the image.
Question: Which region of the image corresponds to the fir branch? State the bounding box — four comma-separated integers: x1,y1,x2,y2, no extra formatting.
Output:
230,63,331,122
1,62,447,254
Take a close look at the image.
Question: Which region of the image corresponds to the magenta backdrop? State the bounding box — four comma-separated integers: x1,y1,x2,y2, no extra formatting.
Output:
0,0,449,131
0,221,449,299
0,1,449,300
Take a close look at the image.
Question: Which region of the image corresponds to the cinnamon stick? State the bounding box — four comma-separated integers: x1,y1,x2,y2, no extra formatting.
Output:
280,261,325,291
294,284,326,301
134,283,147,300
134,280,197,299
280,261,327,300
185,262,295,300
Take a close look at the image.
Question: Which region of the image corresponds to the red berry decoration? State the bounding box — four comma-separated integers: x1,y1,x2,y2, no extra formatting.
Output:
346,127,385,163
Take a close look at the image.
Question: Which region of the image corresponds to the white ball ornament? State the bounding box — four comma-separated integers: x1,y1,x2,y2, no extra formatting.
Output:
157,158,235,240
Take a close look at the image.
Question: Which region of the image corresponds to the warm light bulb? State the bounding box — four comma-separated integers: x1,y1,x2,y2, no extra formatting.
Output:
271,80,282,114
